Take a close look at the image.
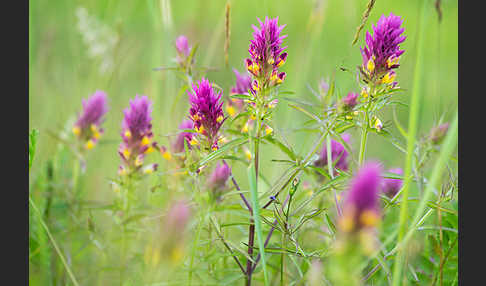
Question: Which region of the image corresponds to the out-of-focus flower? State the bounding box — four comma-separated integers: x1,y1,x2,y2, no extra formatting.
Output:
360,13,406,85
246,16,287,88
342,92,359,108
226,69,252,117
338,92,359,114
146,200,192,267
382,168,403,198
176,35,190,57
73,90,108,150
429,122,449,144
230,68,252,95
315,133,351,172
339,162,382,232
118,95,158,176
188,78,225,151
76,7,119,74
319,78,329,95
175,35,192,68
172,120,194,153
207,162,231,198
165,200,192,235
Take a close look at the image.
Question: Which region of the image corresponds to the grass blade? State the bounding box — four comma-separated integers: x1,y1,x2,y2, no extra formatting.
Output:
392,0,432,283
247,163,269,286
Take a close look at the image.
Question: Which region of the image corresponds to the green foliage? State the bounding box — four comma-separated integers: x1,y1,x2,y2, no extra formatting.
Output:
29,0,457,285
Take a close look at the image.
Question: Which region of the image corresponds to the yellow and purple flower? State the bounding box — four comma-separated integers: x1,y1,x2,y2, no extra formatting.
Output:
73,90,108,150
382,168,403,198
360,13,406,84
118,95,158,176
315,133,351,172
188,78,225,151
246,16,287,88
339,162,383,232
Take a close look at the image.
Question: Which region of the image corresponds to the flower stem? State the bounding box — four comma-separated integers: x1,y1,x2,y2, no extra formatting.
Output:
358,124,368,166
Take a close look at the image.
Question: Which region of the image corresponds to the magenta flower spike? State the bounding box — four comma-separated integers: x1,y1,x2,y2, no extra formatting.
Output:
73,90,108,150
118,95,158,176
361,13,406,83
340,162,383,232
382,168,403,198
188,78,225,150
315,133,351,172
246,16,288,88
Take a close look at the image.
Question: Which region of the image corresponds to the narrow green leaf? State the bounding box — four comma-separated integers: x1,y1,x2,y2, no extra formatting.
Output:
247,163,269,286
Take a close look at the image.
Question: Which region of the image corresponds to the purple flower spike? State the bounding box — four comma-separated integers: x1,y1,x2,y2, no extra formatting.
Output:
315,133,351,172
340,162,383,232
382,168,403,198
172,120,195,153
342,92,359,109
73,90,108,150
361,13,406,80
246,16,287,87
188,78,225,150
208,162,231,191
118,95,157,175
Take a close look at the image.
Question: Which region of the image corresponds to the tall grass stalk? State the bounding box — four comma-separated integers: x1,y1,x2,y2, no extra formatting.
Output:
392,1,432,283
247,162,269,286
29,196,80,286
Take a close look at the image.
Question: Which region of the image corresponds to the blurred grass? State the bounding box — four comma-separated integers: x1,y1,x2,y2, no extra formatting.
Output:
29,0,457,283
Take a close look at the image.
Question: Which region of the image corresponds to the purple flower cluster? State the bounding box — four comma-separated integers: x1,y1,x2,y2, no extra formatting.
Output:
246,17,287,88
315,133,351,172
118,95,158,176
188,78,225,150
73,90,108,150
382,168,403,198
340,162,383,232
361,13,406,84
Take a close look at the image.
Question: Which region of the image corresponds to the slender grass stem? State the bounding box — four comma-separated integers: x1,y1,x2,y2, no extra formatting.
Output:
358,124,368,166
29,196,80,286
392,1,431,284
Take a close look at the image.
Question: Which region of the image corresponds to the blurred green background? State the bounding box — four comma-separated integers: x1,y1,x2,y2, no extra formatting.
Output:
29,0,457,282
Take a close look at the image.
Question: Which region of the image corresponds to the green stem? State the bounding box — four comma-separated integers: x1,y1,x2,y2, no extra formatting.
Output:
358,124,368,166
391,1,431,284
30,196,80,286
